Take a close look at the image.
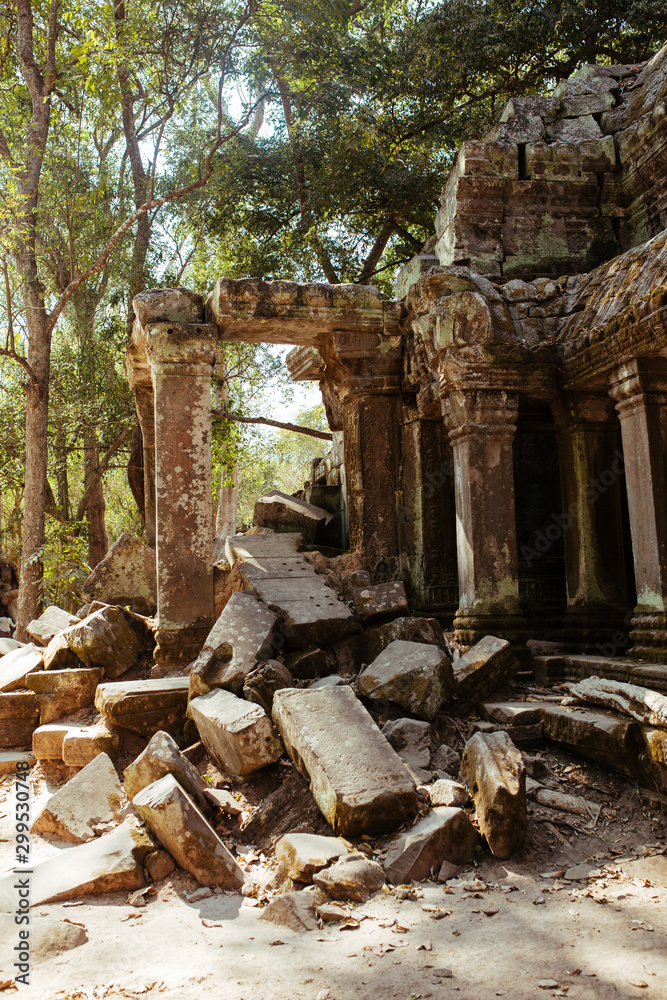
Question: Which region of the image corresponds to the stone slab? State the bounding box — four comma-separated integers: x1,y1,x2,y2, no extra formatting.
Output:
187,688,283,775
540,703,641,776
123,729,209,812
383,807,481,883
275,833,349,882
226,532,305,565
33,724,80,761
25,667,103,724
358,640,454,721
479,701,543,726
0,643,44,693
460,731,527,860
95,677,190,737
381,718,432,768
62,724,120,767
448,636,519,711
272,686,418,837
132,774,244,888
352,581,409,623
277,597,360,647
0,637,25,657
27,606,80,647
32,752,126,843
82,532,157,615
0,691,39,747
0,818,153,910
254,491,332,544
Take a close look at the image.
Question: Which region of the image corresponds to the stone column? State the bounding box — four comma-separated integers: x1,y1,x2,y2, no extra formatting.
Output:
442,388,526,647
609,358,667,661
552,392,629,648
146,322,217,671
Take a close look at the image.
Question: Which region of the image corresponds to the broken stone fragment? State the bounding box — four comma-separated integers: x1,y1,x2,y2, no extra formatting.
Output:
460,731,527,860
188,590,279,698
203,787,243,817
33,723,80,761
0,691,39,748
240,770,333,849
360,616,446,667
0,818,154,909
144,849,176,882
132,774,245,889
61,722,120,768
259,888,325,932
272,686,418,837
0,637,23,657
381,718,432,768
31,752,126,843
0,642,44,693
82,533,157,615
25,667,103,724
275,833,349,882
27,606,81,646
566,675,667,728
123,730,209,813
188,688,284,775
42,632,80,670
432,744,461,775
352,581,409,624
479,701,543,726
312,852,385,902
243,659,293,714
253,490,333,544
448,635,519,711
426,778,472,808
357,639,454,721
95,677,190,737
383,807,481,884
65,606,143,679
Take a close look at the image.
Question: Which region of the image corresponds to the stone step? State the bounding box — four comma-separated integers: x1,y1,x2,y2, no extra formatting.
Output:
0,643,44,694
25,667,103,724
0,692,39,748
533,653,667,693
95,677,189,737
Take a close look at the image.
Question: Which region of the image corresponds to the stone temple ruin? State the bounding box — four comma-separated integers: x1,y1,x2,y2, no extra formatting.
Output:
1,47,667,933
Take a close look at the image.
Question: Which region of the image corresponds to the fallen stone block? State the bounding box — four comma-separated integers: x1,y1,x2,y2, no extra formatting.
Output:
276,833,349,882
243,659,293,714
357,640,454,721
0,818,154,910
0,691,39,748
0,913,87,967
62,722,120,767
259,888,325,931
240,770,333,848
25,667,103,724
0,642,44,693
540,703,640,776
309,675,346,690
27,606,80,647
313,852,385,902
427,778,472,808
360,616,446,666
204,787,243,817
132,774,245,888
95,677,190,737
352,581,409,623
460,731,527,860
187,688,283,775
188,591,279,698
277,593,360,647
381,718,432,768
65,605,142,679
82,533,157,615
0,749,34,775
43,631,80,670
145,849,176,882
32,752,126,843
566,675,667,728
123,730,209,813
272,686,417,836
479,701,543,726
448,636,519,711
33,723,80,761
0,637,24,657
253,490,333,544
432,744,460,775
383,807,481,883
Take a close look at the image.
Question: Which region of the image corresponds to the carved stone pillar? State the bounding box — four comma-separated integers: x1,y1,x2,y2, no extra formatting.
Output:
146,322,217,670
609,358,667,661
442,388,526,647
552,392,629,647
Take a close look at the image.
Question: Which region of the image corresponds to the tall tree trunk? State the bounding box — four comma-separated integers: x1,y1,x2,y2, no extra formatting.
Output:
214,361,238,538
54,415,70,519
84,429,108,568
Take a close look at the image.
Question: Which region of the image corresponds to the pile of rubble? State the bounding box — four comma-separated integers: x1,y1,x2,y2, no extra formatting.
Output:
1,503,666,930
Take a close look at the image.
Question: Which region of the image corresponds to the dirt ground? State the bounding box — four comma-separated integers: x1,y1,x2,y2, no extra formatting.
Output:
1,743,665,1000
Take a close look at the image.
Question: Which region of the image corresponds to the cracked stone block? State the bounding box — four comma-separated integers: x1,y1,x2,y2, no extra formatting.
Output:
357,640,454,721
272,686,418,837
27,607,81,647
25,667,103,724
0,691,39,748
381,718,432,768
43,632,80,670
275,833,349,882
312,852,386,902
426,778,471,808
352,581,409,623
460,731,527,860
65,606,142,679
360,617,446,666
82,533,157,615
188,591,279,699
432,744,461,775
33,724,80,761
187,688,283,775
253,490,333,544
32,752,126,843
132,774,244,888
259,889,325,931
95,677,190,737
383,807,481,883
61,722,120,768
546,115,603,141
123,730,209,813
540,703,640,775
0,643,44,693
448,636,519,711
0,818,154,909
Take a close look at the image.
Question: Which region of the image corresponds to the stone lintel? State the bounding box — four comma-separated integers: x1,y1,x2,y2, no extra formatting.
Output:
286,346,325,381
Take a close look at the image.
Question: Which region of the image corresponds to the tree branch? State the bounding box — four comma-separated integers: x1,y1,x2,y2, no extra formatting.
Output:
212,409,332,441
